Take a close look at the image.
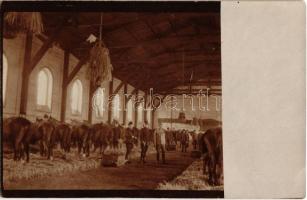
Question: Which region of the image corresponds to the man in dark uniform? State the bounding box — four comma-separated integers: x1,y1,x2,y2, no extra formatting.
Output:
154,124,166,164
140,121,150,163
166,127,170,147
112,120,121,150
181,130,189,153
125,121,134,163
191,130,198,150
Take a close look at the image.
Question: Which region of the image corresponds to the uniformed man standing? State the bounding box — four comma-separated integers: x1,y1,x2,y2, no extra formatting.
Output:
112,120,121,150
125,122,134,163
181,130,189,153
154,124,166,164
140,121,150,163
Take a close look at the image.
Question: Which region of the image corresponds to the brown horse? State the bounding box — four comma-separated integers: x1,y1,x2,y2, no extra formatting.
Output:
47,117,72,154
37,121,56,160
91,123,113,155
201,127,223,186
3,117,32,161
71,124,91,157
55,123,72,153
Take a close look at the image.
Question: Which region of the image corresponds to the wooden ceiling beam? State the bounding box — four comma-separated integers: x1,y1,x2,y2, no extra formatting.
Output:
159,92,222,96
29,24,64,72
160,88,221,94
149,62,220,73
67,55,88,84
112,50,220,63
113,81,125,95
106,21,194,59
106,34,220,55
176,80,221,87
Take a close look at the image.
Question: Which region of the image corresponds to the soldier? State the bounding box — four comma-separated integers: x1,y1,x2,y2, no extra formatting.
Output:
166,127,170,147
139,120,150,163
154,124,166,164
192,130,198,150
112,120,121,150
181,130,189,153
125,122,134,163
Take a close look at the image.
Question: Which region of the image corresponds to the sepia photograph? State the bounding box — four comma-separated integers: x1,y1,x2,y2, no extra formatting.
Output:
1,1,222,197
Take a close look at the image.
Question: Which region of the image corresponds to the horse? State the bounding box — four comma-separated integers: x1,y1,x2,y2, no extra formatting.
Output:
90,123,112,155
71,123,91,157
48,117,72,154
201,127,223,186
3,117,32,161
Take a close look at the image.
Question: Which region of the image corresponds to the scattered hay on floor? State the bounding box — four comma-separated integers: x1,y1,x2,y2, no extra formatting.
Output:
3,145,157,184
156,159,223,190
3,150,101,184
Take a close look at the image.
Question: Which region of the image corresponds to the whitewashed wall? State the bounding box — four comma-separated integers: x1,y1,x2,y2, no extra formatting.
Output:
3,34,144,125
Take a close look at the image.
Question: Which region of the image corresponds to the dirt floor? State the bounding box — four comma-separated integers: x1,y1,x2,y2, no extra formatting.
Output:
4,151,195,190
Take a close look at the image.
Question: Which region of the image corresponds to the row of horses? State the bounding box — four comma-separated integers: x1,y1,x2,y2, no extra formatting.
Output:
3,116,130,162
3,116,222,185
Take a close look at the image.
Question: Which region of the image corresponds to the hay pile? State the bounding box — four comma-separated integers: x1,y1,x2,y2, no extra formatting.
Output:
3,150,100,184
157,159,223,190
3,144,156,184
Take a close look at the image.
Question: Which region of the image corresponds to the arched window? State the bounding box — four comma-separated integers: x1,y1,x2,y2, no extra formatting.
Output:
127,100,133,123
113,94,120,120
3,54,8,103
37,68,53,109
93,87,104,118
71,79,83,115
137,103,143,125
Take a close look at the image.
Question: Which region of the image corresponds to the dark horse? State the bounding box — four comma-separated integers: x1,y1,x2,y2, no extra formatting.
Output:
71,124,91,157
37,121,56,160
48,117,72,154
91,123,113,155
201,127,223,186
28,117,57,160
55,123,72,153
3,117,32,161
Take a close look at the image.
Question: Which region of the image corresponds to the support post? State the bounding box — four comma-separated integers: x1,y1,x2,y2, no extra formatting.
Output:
108,78,113,124
60,51,70,122
152,109,155,129
134,89,139,127
144,93,148,122
88,80,96,124
20,33,33,115
123,83,128,125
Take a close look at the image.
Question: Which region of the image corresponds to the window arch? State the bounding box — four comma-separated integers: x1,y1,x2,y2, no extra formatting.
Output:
37,68,53,109
71,79,83,115
93,87,105,118
3,54,8,103
127,100,133,123
113,94,120,120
